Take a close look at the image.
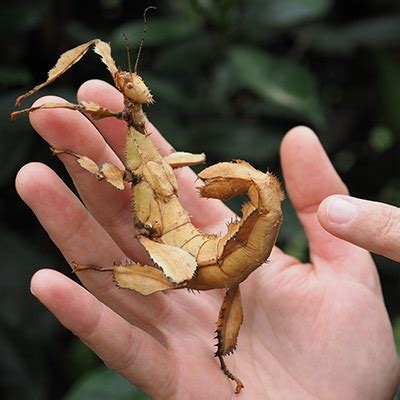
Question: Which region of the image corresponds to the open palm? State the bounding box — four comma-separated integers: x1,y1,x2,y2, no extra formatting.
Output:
16,80,398,399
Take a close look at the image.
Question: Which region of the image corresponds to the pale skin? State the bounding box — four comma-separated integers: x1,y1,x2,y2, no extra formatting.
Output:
16,79,399,399
318,196,400,263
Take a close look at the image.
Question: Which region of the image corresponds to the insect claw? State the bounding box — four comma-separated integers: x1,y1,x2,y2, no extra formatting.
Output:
71,261,92,273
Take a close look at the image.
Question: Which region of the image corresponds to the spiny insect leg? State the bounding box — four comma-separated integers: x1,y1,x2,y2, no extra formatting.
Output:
51,148,129,190
72,262,182,296
14,40,99,107
13,39,117,108
215,286,244,394
217,354,244,394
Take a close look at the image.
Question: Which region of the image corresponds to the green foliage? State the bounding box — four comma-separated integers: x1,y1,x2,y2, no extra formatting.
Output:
393,318,400,355
244,0,333,28
0,229,60,399
228,46,322,124
63,367,149,400
303,15,400,54
112,17,201,47
2,0,400,398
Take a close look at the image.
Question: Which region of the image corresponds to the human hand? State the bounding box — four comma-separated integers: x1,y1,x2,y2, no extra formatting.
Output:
319,195,400,263
16,80,399,399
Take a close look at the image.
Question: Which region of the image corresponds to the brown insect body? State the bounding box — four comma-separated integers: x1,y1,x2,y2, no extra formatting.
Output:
11,37,283,394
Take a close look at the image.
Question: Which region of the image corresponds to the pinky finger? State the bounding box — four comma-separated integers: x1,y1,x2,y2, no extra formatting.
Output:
30,269,177,398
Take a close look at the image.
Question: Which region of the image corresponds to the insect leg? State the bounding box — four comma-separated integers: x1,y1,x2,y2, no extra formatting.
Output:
215,285,244,394
163,151,206,168
11,100,123,122
72,261,182,295
13,39,118,107
51,148,130,190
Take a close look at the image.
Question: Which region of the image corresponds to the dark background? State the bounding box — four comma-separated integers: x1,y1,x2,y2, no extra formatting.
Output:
2,0,400,398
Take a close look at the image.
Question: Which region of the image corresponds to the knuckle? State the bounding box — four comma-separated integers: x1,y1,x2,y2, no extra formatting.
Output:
76,301,104,340
376,206,400,250
105,328,140,373
150,296,174,331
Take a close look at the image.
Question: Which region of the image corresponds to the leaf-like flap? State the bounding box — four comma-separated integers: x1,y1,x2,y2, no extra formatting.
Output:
219,208,259,260
139,236,197,284
93,40,118,77
15,40,97,106
76,156,100,174
199,160,260,181
164,151,206,168
216,286,243,356
142,161,176,197
112,264,175,296
51,148,125,190
198,161,260,200
99,163,124,190
133,181,163,235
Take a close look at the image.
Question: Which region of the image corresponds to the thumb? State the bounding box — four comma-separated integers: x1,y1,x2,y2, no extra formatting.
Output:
318,195,400,262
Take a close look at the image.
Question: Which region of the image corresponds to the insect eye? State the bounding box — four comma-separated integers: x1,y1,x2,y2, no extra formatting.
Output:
126,82,134,89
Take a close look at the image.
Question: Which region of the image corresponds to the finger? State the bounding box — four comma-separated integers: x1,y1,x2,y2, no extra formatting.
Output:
30,269,176,398
28,95,141,260
319,195,400,262
16,162,177,334
77,79,233,229
280,126,376,274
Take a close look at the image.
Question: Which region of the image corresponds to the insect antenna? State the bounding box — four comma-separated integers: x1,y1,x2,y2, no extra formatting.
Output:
122,33,132,75
134,5,157,74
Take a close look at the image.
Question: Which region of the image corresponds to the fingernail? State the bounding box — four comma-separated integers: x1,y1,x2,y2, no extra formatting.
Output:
327,197,356,224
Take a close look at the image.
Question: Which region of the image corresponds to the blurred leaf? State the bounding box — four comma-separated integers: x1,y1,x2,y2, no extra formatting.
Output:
368,125,394,153
111,17,200,48
228,46,322,124
100,0,123,11
279,201,308,262
201,120,282,163
244,0,332,28
0,228,54,332
379,179,400,206
375,51,400,132
63,339,101,381
0,228,58,399
0,118,32,184
187,0,241,30
0,65,32,86
0,330,46,400
145,73,187,105
153,34,214,77
66,20,103,43
334,149,356,173
393,317,400,354
305,15,400,54
0,88,72,184
0,1,49,35
63,367,149,400
150,111,193,150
